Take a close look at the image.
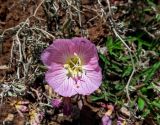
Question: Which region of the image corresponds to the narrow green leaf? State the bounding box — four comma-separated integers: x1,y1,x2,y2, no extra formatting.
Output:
138,97,145,111
152,101,160,109
122,66,133,77
90,94,105,101
144,62,160,82
142,109,150,117
99,53,110,65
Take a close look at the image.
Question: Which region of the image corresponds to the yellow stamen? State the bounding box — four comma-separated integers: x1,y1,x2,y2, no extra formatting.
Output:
64,53,83,78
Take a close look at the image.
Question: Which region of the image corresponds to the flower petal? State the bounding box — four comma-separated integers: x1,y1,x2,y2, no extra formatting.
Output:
55,77,77,97
45,63,77,97
72,37,98,64
41,39,74,66
83,56,100,71
45,63,67,88
101,115,112,125
51,99,62,108
76,67,102,95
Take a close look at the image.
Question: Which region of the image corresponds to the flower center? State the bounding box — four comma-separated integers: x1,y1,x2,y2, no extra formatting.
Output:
64,53,83,78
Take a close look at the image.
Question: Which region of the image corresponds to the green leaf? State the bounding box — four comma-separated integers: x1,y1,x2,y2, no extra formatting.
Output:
106,37,113,54
152,100,160,109
144,62,160,82
90,94,105,101
137,62,160,83
99,53,110,65
106,37,122,56
138,97,145,111
122,66,133,77
115,83,124,90
141,87,148,94
142,109,150,117
111,63,122,73
156,14,160,21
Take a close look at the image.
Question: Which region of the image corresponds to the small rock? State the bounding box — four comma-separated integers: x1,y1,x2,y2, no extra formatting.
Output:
5,113,14,121
120,107,131,117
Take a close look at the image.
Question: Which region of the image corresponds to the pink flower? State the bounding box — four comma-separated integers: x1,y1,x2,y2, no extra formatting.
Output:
41,37,102,97
117,117,126,125
51,98,62,108
101,115,112,125
101,104,114,125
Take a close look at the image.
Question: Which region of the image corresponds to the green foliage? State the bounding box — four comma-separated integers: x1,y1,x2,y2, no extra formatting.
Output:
155,14,160,21
106,37,123,56
143,62,160,82
145,0,156,5
152,100,160,109
142,109,150,117
122,66,133,77
91,1,160,124
94,35,160,124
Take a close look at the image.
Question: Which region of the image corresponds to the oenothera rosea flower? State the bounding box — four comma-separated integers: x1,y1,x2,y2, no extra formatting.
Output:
51,98,62,108
41,37,102,97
